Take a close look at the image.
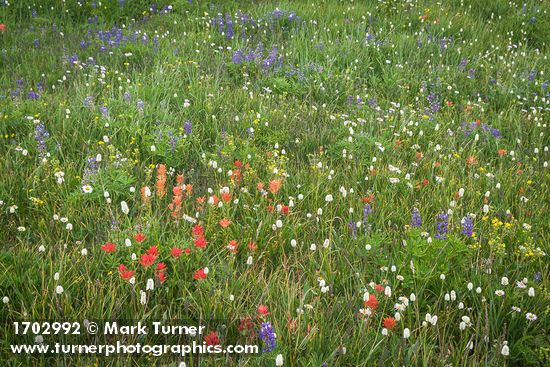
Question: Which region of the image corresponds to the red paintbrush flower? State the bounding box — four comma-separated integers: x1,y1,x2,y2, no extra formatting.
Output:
171,247,183,257
363,294,379,310
146,246,158,257
139,253,156,268
257,304,270,316
219,218,231,228
117,264,135,280
383,317,397,330
156,271,167,283
134,233,146,242
204,331,220,346
221,192,231,203
192,224,204,237
269,179,282,194
194,236,208,249
193,268,208,280
226,240,238,253
373,284,385,293
101,242,116,253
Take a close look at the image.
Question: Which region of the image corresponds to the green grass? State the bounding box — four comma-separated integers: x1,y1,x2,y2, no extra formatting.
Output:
0,0,549,366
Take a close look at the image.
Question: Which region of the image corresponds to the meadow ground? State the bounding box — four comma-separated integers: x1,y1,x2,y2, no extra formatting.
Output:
0,0,549,366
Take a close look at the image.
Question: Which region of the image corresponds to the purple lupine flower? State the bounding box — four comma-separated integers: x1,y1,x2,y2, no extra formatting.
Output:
273,9,283,19
99,106,109,118
363,204,372,224
255,42,264,56
225,14,234,39
427,93,440,114
462,121,476,137
27,91,40,100
33,39,40,48
232,49,245,64
261,47,280,71
258,322,276,352
34,122,50,158
136,100,144,111
439,37,451,51
348,221,357,238
84,96,94,107
411,208,422,228
183,120,192,135
427,26,433,42
123,92,132,102
287,12,298,22
214,14,224,33
245,50,256,62
435,212,449,240
468,68,476,79
161,5,173,14
168,132,180,155
534,272,541,282
461,215,474,237
528,69,536,82
83,156,99,183
236,10,249,24
458,58,468,72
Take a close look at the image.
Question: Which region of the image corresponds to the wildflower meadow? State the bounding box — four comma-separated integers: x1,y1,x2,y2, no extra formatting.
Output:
0,0,549,366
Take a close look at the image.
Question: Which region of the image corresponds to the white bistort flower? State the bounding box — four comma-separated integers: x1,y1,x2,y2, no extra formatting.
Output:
121,201,130,214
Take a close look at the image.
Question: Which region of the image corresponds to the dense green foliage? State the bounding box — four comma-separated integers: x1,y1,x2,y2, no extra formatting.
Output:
0,0,548,366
